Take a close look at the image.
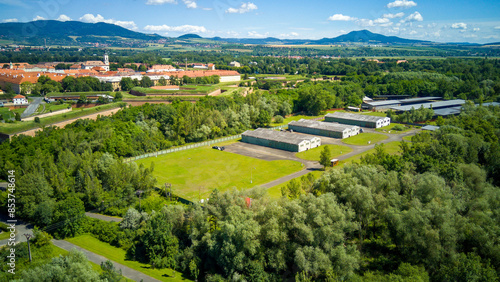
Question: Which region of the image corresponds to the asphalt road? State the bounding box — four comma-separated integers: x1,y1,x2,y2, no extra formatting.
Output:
21,97,43,118
0,214,33,246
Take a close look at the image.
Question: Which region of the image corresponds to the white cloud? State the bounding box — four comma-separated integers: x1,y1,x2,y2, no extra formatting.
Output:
494,26,500,30
401,11,423,22
79,14,138,30
144,24,207,34
451,22,467,29
247,31,269,38
183,0,197,8
358,19,375,27
226,2,258,14
387,0,417,9
473,28,480,32
202,7,212,10
374,18,391,24
56,14,72,22
409,30,417,35
2,18,18,23
383,12,405,19
417,25,423,28
33,16,46,21
328,14,357,21
279,32,300,38
146,0,177,5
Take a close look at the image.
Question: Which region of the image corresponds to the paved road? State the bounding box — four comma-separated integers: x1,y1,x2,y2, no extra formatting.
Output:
259,129,418,189
0,214,33,246
52,240,161,282
85,212,123,222
21,97,43,118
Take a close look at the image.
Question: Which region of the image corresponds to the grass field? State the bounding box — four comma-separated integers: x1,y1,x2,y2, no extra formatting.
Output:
67,234,191,281
0,108,14,120
0,103,124,134
135,140,303,201
0,231,11,240
270,110,340,127
132,85,219,95
342,133,388,146
295,144,353,161
361,111,387,117
375,123,413,134
339,141,404,167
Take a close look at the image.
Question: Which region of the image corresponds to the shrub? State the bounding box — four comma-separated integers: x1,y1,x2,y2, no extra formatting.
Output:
274,115,284,124
34,117,40,123
392,124,406,131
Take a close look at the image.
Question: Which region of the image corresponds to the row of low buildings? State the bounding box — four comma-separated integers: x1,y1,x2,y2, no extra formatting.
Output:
362,97,467,117
242,112,391,152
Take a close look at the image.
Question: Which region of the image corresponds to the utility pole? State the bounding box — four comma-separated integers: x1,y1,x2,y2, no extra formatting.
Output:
24,234,33,262
136,190,144,212
164,183,172,201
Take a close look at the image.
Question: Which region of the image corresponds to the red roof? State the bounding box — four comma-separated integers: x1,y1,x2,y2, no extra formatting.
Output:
13,95,26,99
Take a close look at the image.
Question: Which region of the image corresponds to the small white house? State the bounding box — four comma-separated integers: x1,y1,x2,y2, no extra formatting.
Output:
13,95,28,105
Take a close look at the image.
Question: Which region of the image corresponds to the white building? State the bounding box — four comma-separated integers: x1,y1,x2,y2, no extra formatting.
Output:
229,61,241,67
13,94,28,105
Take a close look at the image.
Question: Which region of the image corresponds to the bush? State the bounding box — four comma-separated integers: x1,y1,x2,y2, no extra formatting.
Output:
273,115,284,124
392,124,406,131
34,117,40,123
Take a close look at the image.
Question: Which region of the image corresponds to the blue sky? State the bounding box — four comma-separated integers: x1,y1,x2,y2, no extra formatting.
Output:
1,0,499,43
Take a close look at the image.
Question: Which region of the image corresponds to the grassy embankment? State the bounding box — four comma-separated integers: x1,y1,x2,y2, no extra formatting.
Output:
67,234,191,281
0,103,124,135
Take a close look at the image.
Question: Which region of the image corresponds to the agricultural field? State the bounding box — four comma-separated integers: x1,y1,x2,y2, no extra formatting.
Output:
342,132,388,146
135,141,303,201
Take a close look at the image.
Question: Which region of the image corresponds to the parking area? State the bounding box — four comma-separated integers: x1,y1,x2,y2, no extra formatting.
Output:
224,141,300,162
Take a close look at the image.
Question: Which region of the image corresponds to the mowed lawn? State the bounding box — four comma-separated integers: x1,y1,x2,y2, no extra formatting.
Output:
295,144,353,161
340,141,405,167
67,234,190,281
342,133,388,146
135,145,303,201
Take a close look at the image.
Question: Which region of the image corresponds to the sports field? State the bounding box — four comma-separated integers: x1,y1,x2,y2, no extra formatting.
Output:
135,142,303,201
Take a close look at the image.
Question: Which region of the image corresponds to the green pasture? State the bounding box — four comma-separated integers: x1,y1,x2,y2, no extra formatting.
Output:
375,123,413,134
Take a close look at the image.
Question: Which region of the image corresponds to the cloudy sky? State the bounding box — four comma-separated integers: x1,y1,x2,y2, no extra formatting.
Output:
1,0,499,43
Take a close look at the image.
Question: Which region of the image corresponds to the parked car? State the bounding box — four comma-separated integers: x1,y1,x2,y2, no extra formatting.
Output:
212,146,225,151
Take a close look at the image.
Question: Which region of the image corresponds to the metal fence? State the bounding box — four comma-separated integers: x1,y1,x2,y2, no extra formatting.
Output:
124,124,288,163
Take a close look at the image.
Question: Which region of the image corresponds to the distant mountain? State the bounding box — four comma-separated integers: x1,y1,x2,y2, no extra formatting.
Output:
178,34,202,39
317,30,429,44
208,30,430,45
0,20,164,44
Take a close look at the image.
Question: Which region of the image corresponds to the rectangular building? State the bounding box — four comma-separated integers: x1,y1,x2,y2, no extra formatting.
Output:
242,128,321,152
289,119,360,139
390,99,466,113
325,112,390,128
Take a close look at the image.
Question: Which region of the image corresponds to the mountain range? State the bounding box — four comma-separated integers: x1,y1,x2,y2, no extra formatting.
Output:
0,20,488,46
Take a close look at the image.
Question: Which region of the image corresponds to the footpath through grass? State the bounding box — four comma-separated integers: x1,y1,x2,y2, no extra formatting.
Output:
295,144,352,161
0,103,124,134
135,141,303,201
342,133,388,146
67,234,191,281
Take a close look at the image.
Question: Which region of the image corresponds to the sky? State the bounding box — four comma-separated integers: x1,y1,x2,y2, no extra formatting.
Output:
0,0,499,43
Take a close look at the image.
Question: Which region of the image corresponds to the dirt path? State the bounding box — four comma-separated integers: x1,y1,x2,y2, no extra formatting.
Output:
13,107,122,137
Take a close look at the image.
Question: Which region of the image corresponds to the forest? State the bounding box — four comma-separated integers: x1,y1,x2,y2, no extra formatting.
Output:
0,55,499,281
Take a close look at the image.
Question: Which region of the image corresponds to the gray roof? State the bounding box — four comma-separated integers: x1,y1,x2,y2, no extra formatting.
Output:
422,125,440,131
363,100,401,106
242,128,319,145
325,112,385,122
390,99,466,112
476,102,500,107
399,97,442,104
433,107,462,116
290,119,355,132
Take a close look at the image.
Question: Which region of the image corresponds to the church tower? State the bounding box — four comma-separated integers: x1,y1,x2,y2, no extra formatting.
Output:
103,53,109,71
